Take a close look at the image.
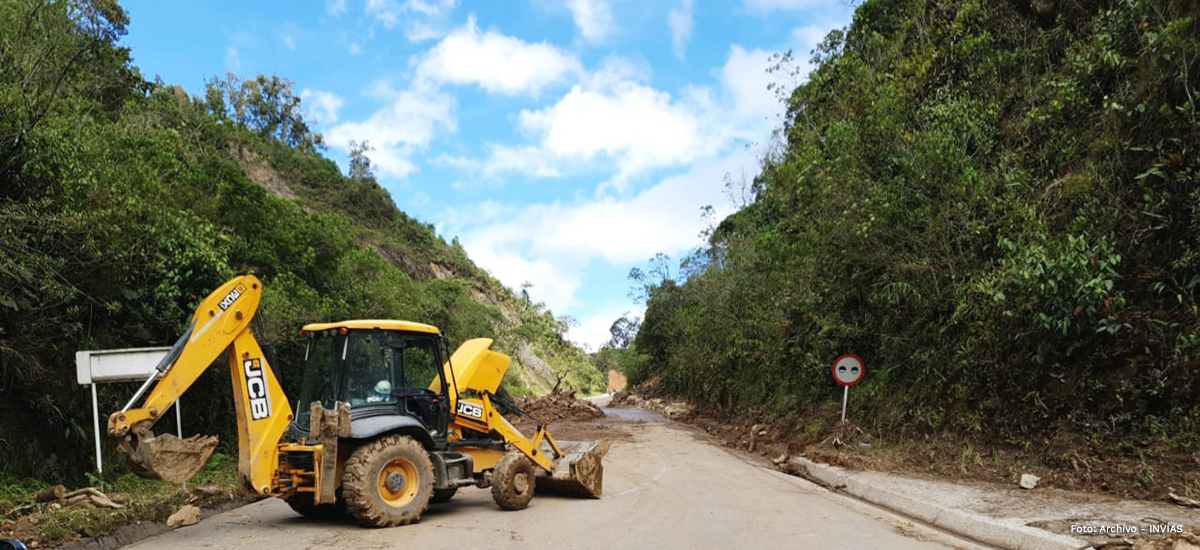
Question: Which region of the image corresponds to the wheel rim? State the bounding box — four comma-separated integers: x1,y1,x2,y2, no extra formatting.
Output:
513,472,530,494
378,457,420,507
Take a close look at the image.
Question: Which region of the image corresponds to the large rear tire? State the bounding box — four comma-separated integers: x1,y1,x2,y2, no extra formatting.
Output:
342,435,434,527
491,453,535,511
284,493,345,519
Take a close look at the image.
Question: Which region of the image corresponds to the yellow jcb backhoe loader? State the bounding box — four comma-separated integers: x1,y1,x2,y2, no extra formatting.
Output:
107,275,604,527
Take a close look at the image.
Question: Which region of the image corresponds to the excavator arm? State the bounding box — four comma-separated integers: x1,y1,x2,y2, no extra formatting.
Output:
107,275,293,494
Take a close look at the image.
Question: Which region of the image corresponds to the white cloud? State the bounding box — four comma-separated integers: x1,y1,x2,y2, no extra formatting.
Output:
416,16,582,96
406,0,457,15
479,144,562,178
516,79,716,188
225,46,241,71
720,45,780,134
429,11,854,350
570,304,645,352
409,191,431,208
455,48,779,189
325,84,455,178
327,0,348,15
329,17,584,179
467,244,584,312
434,144,564,184
446,148,757,314
438,144,563,181
366,0,459,42
567,0,614,41
667,0,694,60
348,42,363,55
743,0,827,11
792,23,832,49
300,89,344,125
788,23,840,78
279,23,304,52
365,0,401,27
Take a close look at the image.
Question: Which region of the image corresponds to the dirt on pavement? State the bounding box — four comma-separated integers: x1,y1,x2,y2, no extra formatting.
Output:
513,390,606,423
115,409,982,550
611,377,1200,550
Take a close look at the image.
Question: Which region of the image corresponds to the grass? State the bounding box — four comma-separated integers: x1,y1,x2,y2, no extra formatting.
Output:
3,453,245,546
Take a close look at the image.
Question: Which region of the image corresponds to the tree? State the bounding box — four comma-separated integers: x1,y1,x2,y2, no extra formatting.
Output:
0,0,139,152
348,140,375,182
203,73,324,152
608,314,640,349
628,253,675,303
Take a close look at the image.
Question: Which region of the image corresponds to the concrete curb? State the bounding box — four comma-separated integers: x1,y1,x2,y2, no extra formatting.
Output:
790,457,1092,550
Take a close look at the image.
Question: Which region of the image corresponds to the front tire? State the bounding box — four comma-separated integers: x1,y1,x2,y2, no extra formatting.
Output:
342,435,434,527
491,453,535,510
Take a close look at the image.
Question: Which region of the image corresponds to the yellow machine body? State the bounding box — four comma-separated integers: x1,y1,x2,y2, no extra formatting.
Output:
107,274,605,522
107,275,292,493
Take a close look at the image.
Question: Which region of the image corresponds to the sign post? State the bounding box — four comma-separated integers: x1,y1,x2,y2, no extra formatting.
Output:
76,347,175,473
832,354,865,423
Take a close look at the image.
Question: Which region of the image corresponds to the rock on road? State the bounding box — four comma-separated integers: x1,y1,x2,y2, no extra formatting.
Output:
124,405,987,550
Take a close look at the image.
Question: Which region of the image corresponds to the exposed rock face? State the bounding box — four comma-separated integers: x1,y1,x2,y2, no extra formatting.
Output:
235,146,297,200
429,262,454,280
606,369,628,392
513,341,561,394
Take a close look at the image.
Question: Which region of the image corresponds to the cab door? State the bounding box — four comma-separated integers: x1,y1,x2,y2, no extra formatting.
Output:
392,334,449,434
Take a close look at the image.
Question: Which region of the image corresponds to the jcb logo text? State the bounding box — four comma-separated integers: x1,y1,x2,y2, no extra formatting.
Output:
243,359,271,420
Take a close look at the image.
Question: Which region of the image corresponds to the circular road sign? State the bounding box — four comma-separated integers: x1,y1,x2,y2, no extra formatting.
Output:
833,354,865,386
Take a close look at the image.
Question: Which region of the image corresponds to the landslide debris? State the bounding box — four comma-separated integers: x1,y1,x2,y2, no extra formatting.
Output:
513,391,605,423
610,377,693,420
0,474,244,548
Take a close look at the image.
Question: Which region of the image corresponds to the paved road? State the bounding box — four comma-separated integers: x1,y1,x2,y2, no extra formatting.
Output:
125,407,985,550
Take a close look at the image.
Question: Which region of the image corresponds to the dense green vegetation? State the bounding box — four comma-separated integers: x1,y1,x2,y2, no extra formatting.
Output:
0,0,600,484
630,0,1199,461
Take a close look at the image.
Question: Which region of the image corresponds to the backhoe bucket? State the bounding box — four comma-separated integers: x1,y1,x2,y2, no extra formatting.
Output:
118,430,219,484
535,440,608,498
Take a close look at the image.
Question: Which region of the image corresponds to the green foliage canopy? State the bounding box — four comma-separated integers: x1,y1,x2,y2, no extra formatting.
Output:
632,0,1200,451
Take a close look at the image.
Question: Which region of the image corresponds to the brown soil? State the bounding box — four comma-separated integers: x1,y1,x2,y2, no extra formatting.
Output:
606,369,628,392
615,378,1200,505
235,146,297,200
505,391,630,444
611,376,667,405
513,391,605,424
128,434,219,484
519,418,634,443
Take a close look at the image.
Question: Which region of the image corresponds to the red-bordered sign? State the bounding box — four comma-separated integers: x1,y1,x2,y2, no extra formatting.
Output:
832,354,865,386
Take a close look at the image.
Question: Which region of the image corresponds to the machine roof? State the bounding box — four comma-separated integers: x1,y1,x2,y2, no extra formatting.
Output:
301,319,441,335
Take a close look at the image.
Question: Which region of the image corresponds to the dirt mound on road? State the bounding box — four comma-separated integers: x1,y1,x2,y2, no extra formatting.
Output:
516,391,605,423
611,376,665,407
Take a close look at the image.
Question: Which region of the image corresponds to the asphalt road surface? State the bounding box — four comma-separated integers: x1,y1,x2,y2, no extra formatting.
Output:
124,405,988,550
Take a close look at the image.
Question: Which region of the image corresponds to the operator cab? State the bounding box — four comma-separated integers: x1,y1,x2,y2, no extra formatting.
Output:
292,320,453,437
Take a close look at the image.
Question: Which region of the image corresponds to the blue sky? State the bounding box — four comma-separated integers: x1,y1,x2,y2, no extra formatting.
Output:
120,0,854,350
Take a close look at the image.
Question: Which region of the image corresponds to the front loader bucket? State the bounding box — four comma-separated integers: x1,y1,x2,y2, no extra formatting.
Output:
535,440,608,498
118,431,219,484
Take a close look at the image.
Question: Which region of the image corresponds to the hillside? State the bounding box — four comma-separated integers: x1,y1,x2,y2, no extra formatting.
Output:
0,0,600,484
626,0,1199,498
